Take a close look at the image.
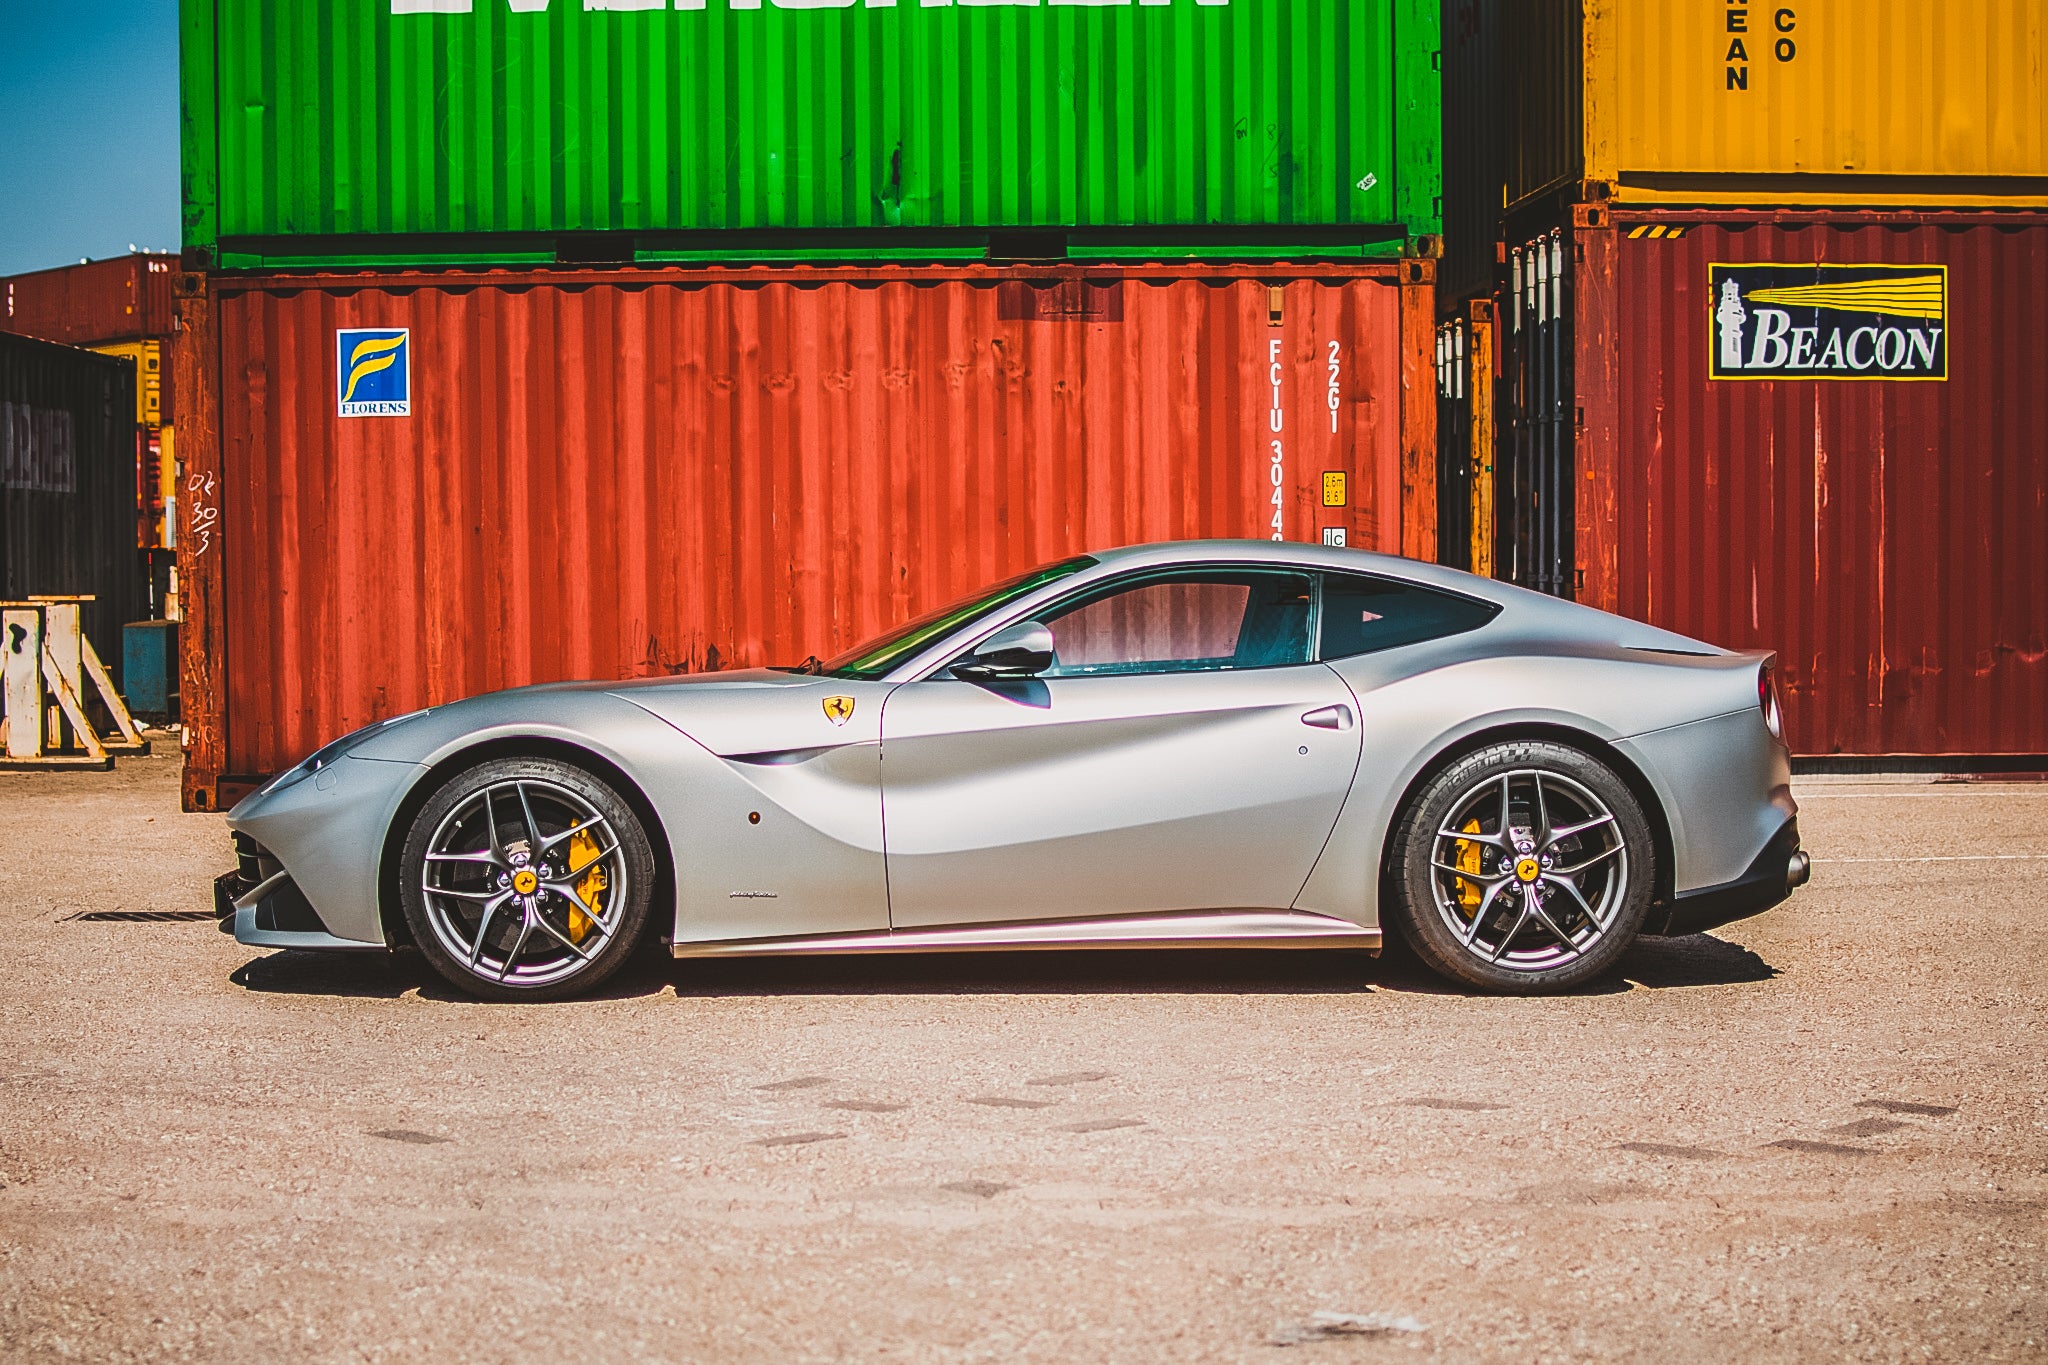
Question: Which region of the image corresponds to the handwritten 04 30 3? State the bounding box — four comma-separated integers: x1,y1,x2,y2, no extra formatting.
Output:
187,471,219,556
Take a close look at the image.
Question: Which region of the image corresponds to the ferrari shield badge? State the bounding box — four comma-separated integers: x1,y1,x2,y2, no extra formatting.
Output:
822,695,856,726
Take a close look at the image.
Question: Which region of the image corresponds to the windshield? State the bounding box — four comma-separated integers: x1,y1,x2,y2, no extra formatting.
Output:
809,556,1096,680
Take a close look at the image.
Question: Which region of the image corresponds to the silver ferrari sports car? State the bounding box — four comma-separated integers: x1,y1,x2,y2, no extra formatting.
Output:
217,541,1809,1000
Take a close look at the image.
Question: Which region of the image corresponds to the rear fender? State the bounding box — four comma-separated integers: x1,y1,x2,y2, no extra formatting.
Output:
1296,648,1781,927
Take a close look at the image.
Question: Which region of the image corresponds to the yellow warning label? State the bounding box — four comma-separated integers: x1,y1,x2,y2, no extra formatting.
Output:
1322,471,1347,508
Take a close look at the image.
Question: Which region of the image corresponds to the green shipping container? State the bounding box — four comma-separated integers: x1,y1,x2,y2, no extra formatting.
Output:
181,0,1441,267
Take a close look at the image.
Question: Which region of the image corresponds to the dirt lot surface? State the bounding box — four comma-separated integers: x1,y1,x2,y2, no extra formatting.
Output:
1,753,2043,1362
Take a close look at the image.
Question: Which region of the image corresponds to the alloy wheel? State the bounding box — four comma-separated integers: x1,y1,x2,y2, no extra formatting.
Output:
418,778,629,989
1427,768,1631,974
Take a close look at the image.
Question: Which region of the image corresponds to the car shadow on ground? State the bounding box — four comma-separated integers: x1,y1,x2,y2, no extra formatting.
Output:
1364,932,1778,996
231,949,462,1001
229,939,699,1002
229,943,1386,1001
671,948,1386,997
229,932,1776,1002
1612,932,1779,990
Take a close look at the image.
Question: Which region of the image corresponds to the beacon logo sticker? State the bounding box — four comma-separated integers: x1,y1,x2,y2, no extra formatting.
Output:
1709,265,1947,382
337,328,412,416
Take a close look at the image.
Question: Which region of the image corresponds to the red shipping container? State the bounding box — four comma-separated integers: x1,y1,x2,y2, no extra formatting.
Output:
1551,209,2048,756
2,254,179,347
174,262,1437,804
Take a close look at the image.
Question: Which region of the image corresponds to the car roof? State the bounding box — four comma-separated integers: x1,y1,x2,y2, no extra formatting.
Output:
1082,539,1512,602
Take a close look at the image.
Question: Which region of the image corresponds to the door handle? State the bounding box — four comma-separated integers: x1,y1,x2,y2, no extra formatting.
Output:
1301,704,1354,731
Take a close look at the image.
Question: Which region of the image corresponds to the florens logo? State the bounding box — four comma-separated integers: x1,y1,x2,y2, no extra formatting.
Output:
396,0,1227,12
337,329,412,417
1709,264,1947,382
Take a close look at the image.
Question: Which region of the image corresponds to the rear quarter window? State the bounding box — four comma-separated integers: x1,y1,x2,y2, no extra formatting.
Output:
1318,573,1500,660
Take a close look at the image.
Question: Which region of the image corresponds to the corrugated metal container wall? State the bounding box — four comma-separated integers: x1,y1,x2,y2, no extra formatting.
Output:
1510,0,2048,209
1438,0,1504,309
0,333,145,674
182,0,1441,263
200,263,1434,782
1,255,180,347
1576,214,2048,756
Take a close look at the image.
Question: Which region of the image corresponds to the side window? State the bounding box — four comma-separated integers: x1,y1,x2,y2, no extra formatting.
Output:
1039,571,1314,677
1319,573,1499,659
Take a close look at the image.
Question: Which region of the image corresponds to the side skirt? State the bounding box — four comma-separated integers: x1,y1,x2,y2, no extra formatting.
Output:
670,910,1381,959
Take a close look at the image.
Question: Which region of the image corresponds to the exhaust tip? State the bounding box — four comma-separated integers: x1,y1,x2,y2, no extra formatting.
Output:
1786,850,1812,891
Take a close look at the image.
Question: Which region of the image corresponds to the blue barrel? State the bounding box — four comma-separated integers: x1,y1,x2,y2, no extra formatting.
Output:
122,621,178,722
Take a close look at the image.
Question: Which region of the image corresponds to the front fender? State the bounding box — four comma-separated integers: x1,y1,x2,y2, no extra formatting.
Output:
235,691,703,946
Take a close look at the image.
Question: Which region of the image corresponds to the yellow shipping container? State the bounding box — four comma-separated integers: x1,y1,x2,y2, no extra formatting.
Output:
1507,0,2048,209
90,340,162,425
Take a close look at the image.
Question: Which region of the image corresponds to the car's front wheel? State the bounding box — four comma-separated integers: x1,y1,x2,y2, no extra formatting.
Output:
1388,741,1656,994
399,756,657,1002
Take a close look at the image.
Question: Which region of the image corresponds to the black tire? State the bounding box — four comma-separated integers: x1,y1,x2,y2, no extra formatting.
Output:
1387,740,1656,995
399,756,657,1002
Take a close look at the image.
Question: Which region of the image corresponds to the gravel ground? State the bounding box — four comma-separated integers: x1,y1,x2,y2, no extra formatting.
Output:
0,753,2043,1363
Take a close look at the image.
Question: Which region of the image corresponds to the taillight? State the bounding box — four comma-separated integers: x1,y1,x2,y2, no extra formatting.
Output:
1759,664,1784,740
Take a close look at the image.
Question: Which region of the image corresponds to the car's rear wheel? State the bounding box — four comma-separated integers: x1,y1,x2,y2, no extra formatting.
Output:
1388,741,1655,994
399,756,656,1002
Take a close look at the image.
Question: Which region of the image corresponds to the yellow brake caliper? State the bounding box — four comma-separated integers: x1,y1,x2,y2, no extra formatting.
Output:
566,829,608,944
1456,818,1484,921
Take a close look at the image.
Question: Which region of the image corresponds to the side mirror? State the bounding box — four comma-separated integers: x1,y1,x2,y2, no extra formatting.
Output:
951,620,1055,680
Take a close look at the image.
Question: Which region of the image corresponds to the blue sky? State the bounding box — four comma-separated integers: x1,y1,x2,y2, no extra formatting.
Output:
0,2,180,277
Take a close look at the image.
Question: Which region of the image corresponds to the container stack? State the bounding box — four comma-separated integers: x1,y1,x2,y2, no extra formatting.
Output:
1448,0,2048,758
1433,0,1502,575
0,332,146,675
175,0,1447,808
2,253,182,612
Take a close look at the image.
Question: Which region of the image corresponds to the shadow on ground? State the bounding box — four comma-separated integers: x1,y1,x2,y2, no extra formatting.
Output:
229,931,1777,1002
671,948,1384,997
228,941,680,1003
1616,932,1779,989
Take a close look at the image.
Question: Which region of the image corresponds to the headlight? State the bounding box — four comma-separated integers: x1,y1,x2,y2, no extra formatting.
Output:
260,710,428,796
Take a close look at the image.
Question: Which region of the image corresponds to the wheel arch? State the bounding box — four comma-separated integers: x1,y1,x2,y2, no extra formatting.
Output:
377,736,677,949
1378,722,1677,909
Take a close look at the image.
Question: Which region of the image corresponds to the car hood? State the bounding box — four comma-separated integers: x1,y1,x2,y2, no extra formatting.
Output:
333,668,857,766
604,669,889,756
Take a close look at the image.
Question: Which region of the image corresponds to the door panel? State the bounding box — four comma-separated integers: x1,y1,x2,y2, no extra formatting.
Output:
879,666,1363,928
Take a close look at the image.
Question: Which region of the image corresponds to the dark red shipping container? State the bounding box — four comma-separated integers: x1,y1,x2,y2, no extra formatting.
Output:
174,262,1438,806
2,254,179,347
1550,209,2048,756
